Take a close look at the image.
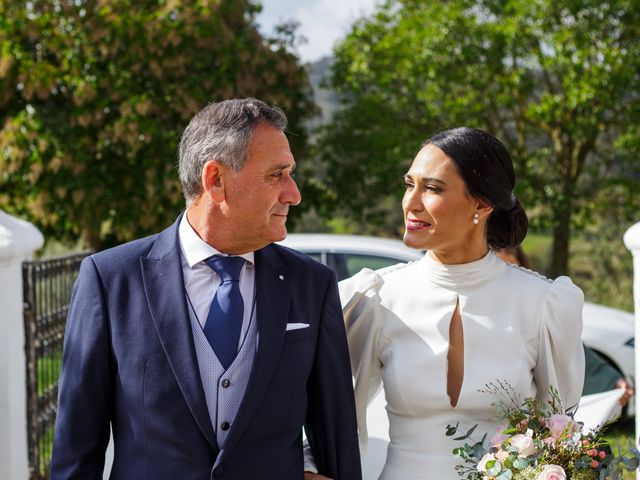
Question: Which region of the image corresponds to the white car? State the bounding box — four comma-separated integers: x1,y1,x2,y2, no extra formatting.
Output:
582,302,635,408
278,233,635,407
279,233,424,279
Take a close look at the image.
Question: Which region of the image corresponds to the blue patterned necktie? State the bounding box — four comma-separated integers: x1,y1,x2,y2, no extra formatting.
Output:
204,255,245,370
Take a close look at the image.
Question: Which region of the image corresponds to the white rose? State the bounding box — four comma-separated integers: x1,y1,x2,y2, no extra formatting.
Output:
510,433,537,457
537,464,567,480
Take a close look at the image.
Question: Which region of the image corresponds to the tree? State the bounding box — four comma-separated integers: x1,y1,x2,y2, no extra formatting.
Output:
317,0,640,276
0,0,315,250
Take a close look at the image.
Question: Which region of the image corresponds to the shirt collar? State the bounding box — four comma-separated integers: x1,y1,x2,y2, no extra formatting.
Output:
178,213,255,268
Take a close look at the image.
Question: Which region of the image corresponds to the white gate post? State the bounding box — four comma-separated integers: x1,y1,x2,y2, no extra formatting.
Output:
623,222,640,478
0,210,44,480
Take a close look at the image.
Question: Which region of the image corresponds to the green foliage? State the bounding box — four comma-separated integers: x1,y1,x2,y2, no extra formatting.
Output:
316,0,640,276
602,419,636,480
570,182,636,311
0,0,315,249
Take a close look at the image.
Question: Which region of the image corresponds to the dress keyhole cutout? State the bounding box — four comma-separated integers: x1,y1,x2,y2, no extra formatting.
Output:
447,299,464,408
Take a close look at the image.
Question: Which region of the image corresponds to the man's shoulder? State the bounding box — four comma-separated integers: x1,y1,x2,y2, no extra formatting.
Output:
89,233,161,271
269,243,333,275
89,216,181,270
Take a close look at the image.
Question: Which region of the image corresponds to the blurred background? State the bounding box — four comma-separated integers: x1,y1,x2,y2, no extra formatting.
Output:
2,0,639,310
2,1,640,478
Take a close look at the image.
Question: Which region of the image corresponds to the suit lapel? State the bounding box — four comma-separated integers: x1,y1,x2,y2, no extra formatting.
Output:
215,244,290,465
140,216,217,450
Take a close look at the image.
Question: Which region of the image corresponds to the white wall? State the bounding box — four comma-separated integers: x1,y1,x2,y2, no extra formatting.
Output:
0,210,44,480
624,222,640,480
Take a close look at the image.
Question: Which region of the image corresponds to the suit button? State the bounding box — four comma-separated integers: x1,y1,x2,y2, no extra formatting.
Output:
221,421,230,431
221,378,230,388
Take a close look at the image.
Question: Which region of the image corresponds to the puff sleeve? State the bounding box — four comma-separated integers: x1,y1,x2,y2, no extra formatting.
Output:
533,276,585,409
339,269,385,456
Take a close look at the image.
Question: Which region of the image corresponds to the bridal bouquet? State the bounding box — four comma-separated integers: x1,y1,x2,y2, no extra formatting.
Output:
446,382,640,480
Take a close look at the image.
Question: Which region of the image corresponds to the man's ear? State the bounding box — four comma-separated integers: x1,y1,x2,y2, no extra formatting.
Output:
201,160,226,202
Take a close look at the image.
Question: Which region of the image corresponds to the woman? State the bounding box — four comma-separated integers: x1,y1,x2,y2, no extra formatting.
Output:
342,127,585,479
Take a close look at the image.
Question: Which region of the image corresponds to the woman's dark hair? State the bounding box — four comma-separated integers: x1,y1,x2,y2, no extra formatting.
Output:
424,127,528,249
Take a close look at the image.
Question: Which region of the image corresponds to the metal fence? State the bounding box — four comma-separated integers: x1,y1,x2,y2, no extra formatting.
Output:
22,252,90,479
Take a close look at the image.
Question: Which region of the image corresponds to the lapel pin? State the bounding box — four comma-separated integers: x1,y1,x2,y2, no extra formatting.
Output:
278,274,284,280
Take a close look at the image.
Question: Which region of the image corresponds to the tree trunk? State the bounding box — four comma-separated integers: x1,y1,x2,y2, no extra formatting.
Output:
548,201,571,278
81,226,101,252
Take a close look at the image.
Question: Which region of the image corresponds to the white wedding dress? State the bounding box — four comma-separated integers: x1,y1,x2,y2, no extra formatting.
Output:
341,251,585,480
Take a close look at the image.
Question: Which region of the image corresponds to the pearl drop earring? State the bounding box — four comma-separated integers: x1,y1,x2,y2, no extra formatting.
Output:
473,212,479,225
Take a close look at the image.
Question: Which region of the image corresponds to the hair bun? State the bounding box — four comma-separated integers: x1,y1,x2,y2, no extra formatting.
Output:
487,199,528,249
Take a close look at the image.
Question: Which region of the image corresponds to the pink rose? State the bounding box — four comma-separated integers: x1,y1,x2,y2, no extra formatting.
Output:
510,433,537,457
477,452,496,473
495,449,509,463
546,414,579,440
490,427,509,447
537,464,567,480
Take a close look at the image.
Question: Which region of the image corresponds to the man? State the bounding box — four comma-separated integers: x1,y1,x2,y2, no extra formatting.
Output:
583,346,634,407
51,98,361,479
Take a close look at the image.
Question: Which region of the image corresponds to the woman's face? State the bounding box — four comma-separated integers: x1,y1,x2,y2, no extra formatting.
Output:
402,144,489,263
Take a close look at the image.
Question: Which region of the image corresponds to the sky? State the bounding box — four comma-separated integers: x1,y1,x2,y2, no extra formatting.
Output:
256,0,378,63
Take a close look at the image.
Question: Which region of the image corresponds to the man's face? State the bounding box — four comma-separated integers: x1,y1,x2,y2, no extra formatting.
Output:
221,123,301,252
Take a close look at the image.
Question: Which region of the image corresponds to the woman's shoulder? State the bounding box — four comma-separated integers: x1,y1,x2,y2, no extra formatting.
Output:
339,261,419,299
499,262,583,308
501,262,569,291
501,262,583,318
541,275,584,319
501,262,552,286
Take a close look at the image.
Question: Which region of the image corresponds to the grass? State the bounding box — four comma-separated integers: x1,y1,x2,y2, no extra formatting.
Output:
30,352,62,476
603,417,638,479
521,232,553,272
519,230,633,312
37,352,62,395
37,425,54,476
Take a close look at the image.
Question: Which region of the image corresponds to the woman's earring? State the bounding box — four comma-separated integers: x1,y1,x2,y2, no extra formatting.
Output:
473,212,480,225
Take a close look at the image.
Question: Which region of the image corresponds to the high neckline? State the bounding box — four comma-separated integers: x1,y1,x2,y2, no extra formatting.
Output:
418,249,505,289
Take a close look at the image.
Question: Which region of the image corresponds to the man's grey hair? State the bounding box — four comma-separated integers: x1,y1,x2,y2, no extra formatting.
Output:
178,97,288,205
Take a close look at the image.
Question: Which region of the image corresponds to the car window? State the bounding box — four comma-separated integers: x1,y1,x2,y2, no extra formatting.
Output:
343,254,405,279
301,251,322,262
294,250,408,281
326,253,350,281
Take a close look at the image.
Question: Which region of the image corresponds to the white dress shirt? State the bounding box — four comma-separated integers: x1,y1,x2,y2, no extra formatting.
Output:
178,214,256,349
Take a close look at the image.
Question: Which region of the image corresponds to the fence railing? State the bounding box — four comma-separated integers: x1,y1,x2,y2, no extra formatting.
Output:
22,252,90,479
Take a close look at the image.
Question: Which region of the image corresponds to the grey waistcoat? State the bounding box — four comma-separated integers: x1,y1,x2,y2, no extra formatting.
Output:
186,296,259,449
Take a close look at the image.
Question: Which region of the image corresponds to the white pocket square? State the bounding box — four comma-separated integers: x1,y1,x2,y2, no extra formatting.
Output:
286,323,310,331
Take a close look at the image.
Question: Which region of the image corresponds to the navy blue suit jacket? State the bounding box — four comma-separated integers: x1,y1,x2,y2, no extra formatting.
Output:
51,216,361,479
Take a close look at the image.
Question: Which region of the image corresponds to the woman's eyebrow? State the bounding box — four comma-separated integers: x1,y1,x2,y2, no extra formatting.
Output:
404,173,448,186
